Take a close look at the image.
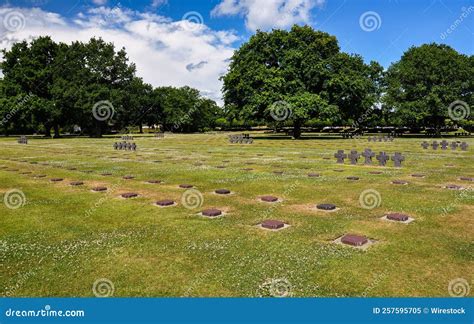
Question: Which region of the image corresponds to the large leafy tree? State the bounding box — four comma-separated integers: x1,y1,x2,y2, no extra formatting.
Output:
384,43,473,130
221,25,382,138
1,36,61,136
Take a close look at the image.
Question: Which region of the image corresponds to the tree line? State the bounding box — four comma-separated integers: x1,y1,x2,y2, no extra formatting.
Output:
0,25,472,138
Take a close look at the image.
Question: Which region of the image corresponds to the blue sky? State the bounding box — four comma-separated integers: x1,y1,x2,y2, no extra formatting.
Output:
0,0,473,103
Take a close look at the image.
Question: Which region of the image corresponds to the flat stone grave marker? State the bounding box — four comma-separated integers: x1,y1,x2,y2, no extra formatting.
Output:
215,189,231,195
334,150,347,164
273,171,284,175
34,175,47,178
392,180,408,185
70,181,84,186
261,220,285,230
386,213,409,222
362,149,375,165
411,174,425,178
179,184,193,188
391,152,405,167
348,150,360,165
50,178,64,182
202,208,222,217
308,173,320,177
155,199,175,207
260,196,279,202
92,186,107,192
147,180,162,184
341,234,368,247
316,203,337,211
459,177,473,182
440,140,449,150
460,142,468,151
101,173,112,176
376,152,389,166
445,184,464,190
123,175,134,180
431,141,439,150
369,171,383,175
121,192,138,199
347,176,359,181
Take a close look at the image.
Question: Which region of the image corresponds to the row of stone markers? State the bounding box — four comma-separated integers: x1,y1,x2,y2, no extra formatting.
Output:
421,141,468,151
335,149,405,167
17,136,28,144
121,135,134,141
113,141,137,151
368,135,394,142
229,134,254,144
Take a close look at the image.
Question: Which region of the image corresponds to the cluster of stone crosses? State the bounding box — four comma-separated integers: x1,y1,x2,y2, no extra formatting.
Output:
121,135,134,141
229,133,254,144
421,140,468,151
335,149,405,167
367,135,394,142
113,141,137,151
154,132,164,138
17,136,28,144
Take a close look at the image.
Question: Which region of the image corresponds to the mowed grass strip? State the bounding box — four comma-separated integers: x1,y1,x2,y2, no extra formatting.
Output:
0,133,472,297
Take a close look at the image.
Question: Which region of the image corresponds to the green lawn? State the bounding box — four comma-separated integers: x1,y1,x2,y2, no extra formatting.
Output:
0,133,472,297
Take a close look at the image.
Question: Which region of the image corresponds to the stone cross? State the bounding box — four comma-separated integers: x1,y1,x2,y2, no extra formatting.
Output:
450,142,458,150
378,136,382,142
376,152,389,166
348,150,360,165
460,142,468,151
334,150,347,164
431,141,439,150
391,152,405,167
440,140,449,150
362,149,375,165
421,141,429,149
113,142,118,150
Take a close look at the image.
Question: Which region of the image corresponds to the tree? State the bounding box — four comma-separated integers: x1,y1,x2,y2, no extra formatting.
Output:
1,36,61,136
221,25,382,138
384,43,473,130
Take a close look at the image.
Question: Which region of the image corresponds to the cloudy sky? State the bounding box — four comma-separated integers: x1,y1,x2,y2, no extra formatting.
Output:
0,0,472,105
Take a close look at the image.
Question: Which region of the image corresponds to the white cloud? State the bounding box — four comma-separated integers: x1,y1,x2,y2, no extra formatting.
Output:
211,0,324,31
92,0,108,5
0,6,239,105
151,0,167,8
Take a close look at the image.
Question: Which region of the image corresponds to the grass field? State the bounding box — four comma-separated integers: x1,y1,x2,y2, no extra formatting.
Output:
0,133,472,297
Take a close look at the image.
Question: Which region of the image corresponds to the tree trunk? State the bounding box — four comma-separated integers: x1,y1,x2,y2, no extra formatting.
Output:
139,124,143,133
44,126,51,138
53,124,60,138
293,121,302,139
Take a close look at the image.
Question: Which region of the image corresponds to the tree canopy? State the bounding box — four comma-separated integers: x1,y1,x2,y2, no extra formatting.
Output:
221,25,384,138
383,43,473,131
0,27,472,137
